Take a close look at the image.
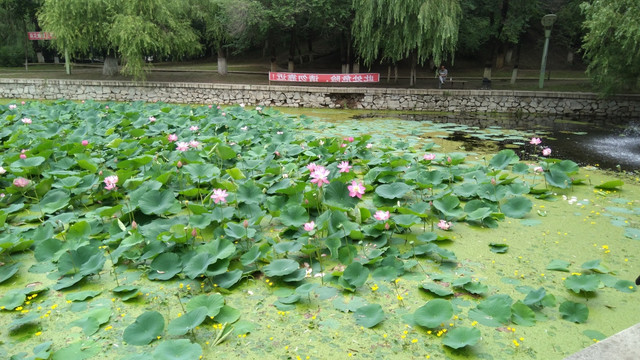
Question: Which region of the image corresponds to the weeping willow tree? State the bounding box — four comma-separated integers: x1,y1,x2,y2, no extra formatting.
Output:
581,0,640,95
39,0,200,80
352,0,461,86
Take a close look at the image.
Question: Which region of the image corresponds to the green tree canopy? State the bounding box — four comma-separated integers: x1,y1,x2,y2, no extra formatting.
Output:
38,0,200,80
581,0,640,94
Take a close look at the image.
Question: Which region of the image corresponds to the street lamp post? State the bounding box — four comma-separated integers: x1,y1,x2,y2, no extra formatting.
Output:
539,14,557,89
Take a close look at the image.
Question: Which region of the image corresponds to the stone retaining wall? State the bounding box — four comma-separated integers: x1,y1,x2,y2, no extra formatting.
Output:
2,78,639,118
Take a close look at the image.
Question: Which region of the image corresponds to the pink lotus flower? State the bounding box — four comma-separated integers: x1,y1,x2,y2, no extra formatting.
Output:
190,126,199,131
0,166,5,174
366,143,373,149
13,177,29,188
256,106,262,111
374,210,390,221
530,137,542,145
338,161,352,173
105,105,109,109
21,101,25,105
176,142,190,151
21,118,32,124
307,163,318,172
20,152,27,159
344,136,354,142
340,143,346,148
542,148,552,156
534,166,543,173
211,188,228,204
437,220,451,230
217,105,221,109
423,153,436,161
221,112,226,116
9,104,17,110
177,161,183,168
81,140,89,146
167,134,178,142
348,180,365,199
149,116,156,122
304,221,315,232
104,175,118,191
131,221,138,230
310,166,330,187
189,140,200,148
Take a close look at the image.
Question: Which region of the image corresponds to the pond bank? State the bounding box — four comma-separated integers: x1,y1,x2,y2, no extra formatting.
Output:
1,78,639,118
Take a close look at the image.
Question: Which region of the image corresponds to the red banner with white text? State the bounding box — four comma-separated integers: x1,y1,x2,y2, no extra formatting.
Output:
28,32,55,40
269,72,379,83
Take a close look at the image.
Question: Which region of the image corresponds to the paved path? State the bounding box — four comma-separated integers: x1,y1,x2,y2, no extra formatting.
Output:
564,323,640,360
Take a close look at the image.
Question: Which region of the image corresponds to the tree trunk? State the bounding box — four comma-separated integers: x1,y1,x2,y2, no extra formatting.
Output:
394,64,398,83
387,65,391,83
353,61,360,73
510,44,521,84
217,47,228,75
409,52,417,87
288,30,295,72
102,55,119,76
307,36,314,63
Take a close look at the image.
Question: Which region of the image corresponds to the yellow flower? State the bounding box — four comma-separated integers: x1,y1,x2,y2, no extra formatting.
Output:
513,340,520,347
35,331,42,336
105,325,113,331
397,295,403,301
411,339,418,343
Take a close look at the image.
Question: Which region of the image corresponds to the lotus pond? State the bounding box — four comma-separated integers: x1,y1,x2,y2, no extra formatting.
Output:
1,100,639,360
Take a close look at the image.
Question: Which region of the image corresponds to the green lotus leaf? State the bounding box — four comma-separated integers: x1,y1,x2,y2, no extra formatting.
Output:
551,160,580,175
35,189,71,214
501,196,532,219
182,163,220,182
9,313,40,332
215,305,241,324
372,266,400,282
168,306,208,336
224,222,256,239
464,281,489,295
353,304,385,328
489,243,508,253
324,181,360,210
452,276,472,287
420,282,454,297
416,170,444,187
183,253,217,279
594,180,624,190
138,190,180,215
559,301,589,323
66,290,102,302
546,259,571,272
34,238,62,262
394,214,420,228
52,273,85,291
442,327,482,349
123,311,165,345
489,149,519,170
0,263,19,284
375,182,413,199
581,259,610,274
511,301,536,326
274,241,303,254
211,269,243,288
0,290,26,310
57,245,105,277
264,259,299,277
236,181,264,204
453,183,479,198
612,280,636,293
201,237,236,261
432,195,464,219
240,245,261,266
12,156,46,169
523,287,547,307
341,262,370,290
51,340,100,360
147,253,182,281
468,294,513,327
70,307,111,336
545,168,572,189
279,205,309,227
414,299,453,328
295,283,320,297
512,163,530,174
564,274,599,293
583,329,607,341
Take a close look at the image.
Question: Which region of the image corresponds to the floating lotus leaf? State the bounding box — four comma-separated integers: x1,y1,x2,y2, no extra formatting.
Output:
501,196,532,219
432,195,464,219
183,163,220,182
595,180,624,190
35,189,70,214
511,301,536,326
581,259,610,274
324,181,360,210
469,294,513,327
263,259,299,277
353,304,385,328
147,253,182,281
183,253,217,279
123,311,165,345
212,269,243,288
551,160,580,175
559,301,589,323
414,299,453,328
279,205,309,227
138,190,180,215
545,168,572,189
442,327,482,349
0,290,26,310
375,182,413,199
489,243,509,253
168,307,209,336
340,262,370,290
613,280,636,293
66,290,102,302
152,339,202,360
547,259,571,272
489,149,519,170
420,282,454,297
564,274,600,293
0,263,19,284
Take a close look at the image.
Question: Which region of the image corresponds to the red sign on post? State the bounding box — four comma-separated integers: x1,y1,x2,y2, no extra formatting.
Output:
269,72,379,83
28,32,55,40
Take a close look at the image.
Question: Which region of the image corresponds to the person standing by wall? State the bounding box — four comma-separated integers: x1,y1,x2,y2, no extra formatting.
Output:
438,65,448,88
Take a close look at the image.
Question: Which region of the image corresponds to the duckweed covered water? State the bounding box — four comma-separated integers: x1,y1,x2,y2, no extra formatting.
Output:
1,102,639,360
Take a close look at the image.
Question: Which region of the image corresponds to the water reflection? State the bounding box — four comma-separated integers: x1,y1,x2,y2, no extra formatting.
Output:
354,113,640,171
